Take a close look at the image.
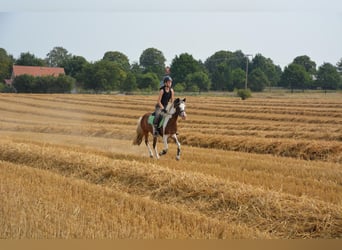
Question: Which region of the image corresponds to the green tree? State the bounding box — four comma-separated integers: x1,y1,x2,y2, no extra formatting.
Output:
81,60,126,92
293,55,316,75
120,72,137,92
0,82,16,93
46,46,71,67
236,88,252,100
52,75,75,93
12,74,35,92
231,68,245,90
170,53,204,88
205,50,234,91
205,50,248,91
12,74,74,93
63,55,88,82
212,63,232,91
336,58,342,74
231,50,247,69
292,55,316,88
250,54,281,87
103,51,130,71
139,48,166,77
0,48,14,83
130,62,143,75
248,68,269,91
316,63,341,90
136,72,159,91
185,71,211,92
16,52,46,66
33,75,52,93
280,63,311,92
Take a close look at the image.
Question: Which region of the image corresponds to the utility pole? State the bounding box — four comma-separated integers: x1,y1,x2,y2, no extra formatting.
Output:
245,54,252,90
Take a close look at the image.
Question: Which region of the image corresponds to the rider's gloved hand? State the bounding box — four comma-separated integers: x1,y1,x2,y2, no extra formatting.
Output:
162,108,167,113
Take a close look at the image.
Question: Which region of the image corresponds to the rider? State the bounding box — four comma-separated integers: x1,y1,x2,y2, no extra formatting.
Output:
153,75,174,137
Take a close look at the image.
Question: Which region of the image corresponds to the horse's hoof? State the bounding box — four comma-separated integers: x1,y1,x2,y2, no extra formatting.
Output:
176,156,180,161
159,149,168,156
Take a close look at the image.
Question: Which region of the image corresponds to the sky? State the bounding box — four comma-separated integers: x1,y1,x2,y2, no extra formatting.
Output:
1,0,342,69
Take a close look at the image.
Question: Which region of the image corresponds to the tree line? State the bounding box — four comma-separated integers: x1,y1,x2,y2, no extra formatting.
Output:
1,47,341,93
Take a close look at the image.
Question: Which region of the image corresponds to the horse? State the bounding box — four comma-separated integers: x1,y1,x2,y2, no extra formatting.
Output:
133,98,187,160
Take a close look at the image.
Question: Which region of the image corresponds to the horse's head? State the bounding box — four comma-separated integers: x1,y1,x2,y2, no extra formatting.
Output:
173,98,187,120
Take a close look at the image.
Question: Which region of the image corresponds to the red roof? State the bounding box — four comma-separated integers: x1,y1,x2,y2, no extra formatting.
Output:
12,65,65,78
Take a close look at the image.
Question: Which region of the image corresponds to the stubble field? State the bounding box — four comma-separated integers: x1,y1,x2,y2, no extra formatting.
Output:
0,92,341,239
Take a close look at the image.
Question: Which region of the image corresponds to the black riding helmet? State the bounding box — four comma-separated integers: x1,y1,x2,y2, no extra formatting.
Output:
163,75,172,83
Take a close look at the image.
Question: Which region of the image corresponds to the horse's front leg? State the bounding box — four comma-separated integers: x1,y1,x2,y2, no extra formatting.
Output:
172,134,181,160
159,134,169,156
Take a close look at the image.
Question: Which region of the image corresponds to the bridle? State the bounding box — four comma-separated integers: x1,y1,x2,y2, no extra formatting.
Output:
175,100,186,119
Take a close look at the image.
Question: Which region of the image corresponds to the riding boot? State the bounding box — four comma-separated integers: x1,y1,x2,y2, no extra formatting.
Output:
153,126,159,137
153,117,159,137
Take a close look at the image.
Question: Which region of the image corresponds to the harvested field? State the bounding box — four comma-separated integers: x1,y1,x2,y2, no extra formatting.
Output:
0,93,341,239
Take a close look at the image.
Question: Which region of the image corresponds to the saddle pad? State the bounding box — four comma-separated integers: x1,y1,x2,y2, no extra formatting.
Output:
148,115,155,125
148,115,164,128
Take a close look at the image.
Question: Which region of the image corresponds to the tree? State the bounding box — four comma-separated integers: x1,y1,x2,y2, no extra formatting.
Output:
120,72,137,92
231,50,247,69
231,68,245,90
292,55,316,88
12,74,35,92
210,62,232,91
170,53,204,88
136,72,159,91
46,47,71,67
185,71,211,92
205,50,249,91
139,48,166,77
279,63,311,92
336,58,342,74
0,82,16,93
293,55,316,75
248,68,269,91
103,51,130,71
0,48,14,83
236,88,252,100
80,60,127,92
250,54,281,87
12,74,74,93
33,75,53,93
205,50,234,91
316,63,341,90
52,75,75,93
16,52,46,66
63,55,88,82
130,62,143,75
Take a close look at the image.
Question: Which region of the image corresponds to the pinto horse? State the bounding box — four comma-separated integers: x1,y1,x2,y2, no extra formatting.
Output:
133,98,187,160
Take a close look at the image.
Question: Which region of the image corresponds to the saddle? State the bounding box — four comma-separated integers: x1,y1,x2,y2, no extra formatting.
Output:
148,113,165,128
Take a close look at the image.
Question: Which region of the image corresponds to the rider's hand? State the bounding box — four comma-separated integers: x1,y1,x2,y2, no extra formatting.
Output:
162,108,167,113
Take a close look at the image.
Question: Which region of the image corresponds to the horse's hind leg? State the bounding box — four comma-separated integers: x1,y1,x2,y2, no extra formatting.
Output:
144,134,153,158
172,134,181,160
152,136,160,159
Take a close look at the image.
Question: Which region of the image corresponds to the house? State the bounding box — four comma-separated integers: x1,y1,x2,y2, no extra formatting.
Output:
5,65,65,85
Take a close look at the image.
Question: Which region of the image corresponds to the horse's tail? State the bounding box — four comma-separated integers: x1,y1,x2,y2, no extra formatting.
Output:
133,117,143,145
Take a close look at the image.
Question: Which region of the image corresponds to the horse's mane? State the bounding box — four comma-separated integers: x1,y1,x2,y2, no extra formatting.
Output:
166,102,172,112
